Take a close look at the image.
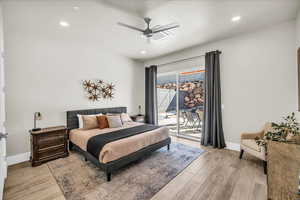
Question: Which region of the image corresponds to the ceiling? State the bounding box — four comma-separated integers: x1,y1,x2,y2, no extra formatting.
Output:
2,0,300,60
101,0,300,60
99,0,171,17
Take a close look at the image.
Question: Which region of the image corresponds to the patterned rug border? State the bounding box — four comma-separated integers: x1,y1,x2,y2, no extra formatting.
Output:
48,142,205,200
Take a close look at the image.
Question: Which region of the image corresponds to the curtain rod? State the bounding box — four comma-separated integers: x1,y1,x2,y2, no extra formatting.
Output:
157,50,222,67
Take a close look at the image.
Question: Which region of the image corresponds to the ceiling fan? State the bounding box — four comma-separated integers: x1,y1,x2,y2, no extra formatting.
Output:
117,17,179,41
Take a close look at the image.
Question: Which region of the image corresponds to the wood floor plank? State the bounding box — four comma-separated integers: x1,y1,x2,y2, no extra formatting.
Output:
206,156,242,200
151,170,195,200
189,151,237,200
4,163,65,200
229,160,259,200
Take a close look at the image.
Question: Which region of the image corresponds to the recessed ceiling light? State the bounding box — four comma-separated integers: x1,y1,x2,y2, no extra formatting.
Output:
59,21,70,27
140,50,147,54
232,16,241,22
73,6,80,11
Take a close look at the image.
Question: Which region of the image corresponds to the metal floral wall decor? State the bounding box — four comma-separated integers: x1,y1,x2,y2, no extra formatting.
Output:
82,80,115,101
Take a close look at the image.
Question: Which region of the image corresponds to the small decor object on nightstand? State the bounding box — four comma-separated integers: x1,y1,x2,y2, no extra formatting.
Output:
138,105,142,116
30,126,68,167
32,112,42,131
131,115,145,123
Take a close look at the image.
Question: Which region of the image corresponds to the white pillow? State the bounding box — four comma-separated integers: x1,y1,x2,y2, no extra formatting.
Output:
107,115,123,128
77,113,102,129
120,113,132,123
106,113,120,116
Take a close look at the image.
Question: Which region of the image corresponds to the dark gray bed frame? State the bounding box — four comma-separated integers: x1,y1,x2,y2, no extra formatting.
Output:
66,107,171,182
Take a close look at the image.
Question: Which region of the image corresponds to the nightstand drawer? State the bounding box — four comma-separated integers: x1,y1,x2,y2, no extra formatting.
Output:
39,130,64,138
38,145,66,160
38,135,65,149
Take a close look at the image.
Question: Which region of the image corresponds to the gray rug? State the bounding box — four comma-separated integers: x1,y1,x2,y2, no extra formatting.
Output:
47,143,204,200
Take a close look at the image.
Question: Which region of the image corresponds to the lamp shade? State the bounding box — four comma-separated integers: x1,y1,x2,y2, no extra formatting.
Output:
34,112,42,120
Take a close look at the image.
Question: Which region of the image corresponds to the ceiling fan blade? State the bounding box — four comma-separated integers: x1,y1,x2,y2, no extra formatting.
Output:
152,25,180,33
117,22,144,32
151,23,178,32
151,25,161,30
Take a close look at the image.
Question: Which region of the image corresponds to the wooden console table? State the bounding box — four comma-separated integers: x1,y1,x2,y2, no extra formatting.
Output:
267,141,300,200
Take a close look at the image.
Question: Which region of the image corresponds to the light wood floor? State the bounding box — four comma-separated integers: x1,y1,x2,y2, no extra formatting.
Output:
4,137,267,200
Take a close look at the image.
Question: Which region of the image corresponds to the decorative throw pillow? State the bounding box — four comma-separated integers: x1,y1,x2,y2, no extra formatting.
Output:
82,115,99,130
107,115,123,128
77,113,101,129
120,113,132,123
97,115,109,129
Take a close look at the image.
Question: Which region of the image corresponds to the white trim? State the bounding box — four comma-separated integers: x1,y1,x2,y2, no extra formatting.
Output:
226,141,240,151
7,152,30,166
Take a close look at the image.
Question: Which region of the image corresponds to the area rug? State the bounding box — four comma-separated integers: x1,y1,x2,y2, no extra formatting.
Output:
47,142,204,200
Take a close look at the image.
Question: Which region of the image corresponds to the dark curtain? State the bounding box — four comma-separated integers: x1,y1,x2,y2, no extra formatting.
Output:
201,51,226,148
145,65,158,125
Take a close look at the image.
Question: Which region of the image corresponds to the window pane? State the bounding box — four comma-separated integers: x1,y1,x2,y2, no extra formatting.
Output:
178,70,205,139
157,73,177,136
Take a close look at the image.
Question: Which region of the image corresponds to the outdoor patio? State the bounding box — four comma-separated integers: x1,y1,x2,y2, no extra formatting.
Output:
158,112,202,139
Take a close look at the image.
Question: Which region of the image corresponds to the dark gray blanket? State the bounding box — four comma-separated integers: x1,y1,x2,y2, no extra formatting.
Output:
87,124,160,160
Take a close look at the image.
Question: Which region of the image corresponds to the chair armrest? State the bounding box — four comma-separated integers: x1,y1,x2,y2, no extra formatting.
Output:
241,131,264,140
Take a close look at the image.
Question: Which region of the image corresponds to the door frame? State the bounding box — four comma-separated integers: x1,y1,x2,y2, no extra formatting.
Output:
0,4,6,199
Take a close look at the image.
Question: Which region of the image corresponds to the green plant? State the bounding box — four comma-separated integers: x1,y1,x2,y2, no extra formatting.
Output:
256,112,300,146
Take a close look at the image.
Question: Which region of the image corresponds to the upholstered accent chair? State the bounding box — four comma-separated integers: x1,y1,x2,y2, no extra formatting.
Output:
239,123,272,174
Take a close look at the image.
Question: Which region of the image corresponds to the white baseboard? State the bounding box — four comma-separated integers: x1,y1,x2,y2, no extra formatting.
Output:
226,141,240,151
7,152,30,166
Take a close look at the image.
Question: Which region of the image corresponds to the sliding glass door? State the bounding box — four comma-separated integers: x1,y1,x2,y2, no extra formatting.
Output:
178,70,204,139
157,69,205,141
157,73,177,136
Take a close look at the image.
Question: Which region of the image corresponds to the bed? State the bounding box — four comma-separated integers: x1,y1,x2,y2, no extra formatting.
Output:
67,107,171,182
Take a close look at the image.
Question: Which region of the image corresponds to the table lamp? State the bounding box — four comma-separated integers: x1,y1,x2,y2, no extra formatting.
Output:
138,105,142,116
32,112,42,131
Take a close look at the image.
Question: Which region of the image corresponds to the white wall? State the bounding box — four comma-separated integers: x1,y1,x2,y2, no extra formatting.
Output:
297,11,300,48
296,9,300,118
145,21,297,144
3,2,145,156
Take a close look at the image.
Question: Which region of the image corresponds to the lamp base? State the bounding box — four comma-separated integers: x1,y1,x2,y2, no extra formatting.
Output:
31,128,41,132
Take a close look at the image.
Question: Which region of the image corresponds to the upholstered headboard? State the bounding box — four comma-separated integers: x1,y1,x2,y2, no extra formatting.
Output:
66,107,127,130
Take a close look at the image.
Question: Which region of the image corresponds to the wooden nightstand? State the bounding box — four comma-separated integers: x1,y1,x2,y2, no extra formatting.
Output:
30,126,68,167
131,115,145,123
